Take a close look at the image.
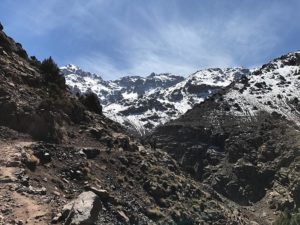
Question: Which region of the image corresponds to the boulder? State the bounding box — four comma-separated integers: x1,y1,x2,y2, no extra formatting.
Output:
62,191,101,225
88,187,110,200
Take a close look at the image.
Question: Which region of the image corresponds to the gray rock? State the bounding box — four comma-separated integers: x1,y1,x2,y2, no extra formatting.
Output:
51,213,62,224
88,187,110,200
117,210,129,223
62,191,101,225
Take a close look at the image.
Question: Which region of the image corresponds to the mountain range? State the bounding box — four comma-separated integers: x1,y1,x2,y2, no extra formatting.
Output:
1,21,300,225
62,65,250,135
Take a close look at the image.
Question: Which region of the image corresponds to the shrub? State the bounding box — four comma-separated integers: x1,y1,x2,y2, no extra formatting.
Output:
39,94,87,124
30,56,41,67
40,57,66,89
79,92,102,115
15,42,28,59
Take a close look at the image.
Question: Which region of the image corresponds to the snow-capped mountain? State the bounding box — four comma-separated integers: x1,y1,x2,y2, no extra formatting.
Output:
61,64,250,135
150,52,300,221
222,51,300,123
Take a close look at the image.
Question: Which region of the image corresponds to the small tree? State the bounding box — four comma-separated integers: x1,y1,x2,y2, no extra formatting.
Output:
80,92,102,115
40,57,66,89
40,57,60,78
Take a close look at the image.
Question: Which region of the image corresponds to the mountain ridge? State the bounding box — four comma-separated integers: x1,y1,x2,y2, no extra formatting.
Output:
149,50,300,224
62,64,250,135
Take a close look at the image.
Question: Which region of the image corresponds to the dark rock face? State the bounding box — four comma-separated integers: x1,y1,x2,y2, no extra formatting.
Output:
151,51,300,211
152,103,300,206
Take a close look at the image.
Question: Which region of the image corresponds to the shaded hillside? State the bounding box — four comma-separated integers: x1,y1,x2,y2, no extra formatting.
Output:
151,52,300,224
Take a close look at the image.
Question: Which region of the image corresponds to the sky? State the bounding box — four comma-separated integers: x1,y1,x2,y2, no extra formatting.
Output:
0,0,300,80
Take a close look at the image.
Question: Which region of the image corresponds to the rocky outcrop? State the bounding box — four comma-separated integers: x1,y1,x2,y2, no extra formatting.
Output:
0,29,27,58
62,191,101,225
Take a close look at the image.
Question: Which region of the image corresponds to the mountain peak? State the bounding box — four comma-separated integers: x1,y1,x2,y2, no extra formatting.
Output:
61,64,81,72
60,64,104,80
64,66,248,135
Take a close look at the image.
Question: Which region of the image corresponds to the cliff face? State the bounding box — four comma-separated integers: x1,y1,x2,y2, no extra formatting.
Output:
151,51,300,224
0,26,260,225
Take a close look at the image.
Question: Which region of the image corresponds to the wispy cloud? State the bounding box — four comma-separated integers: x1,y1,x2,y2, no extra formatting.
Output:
75,1,284,78
1,0,300,79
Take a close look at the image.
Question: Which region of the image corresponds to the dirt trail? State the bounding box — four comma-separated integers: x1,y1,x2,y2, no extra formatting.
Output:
0,141,50,225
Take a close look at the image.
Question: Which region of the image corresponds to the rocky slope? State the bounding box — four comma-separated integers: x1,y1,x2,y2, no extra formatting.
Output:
0,24,260,225
151,51,300,224
62,65,249,135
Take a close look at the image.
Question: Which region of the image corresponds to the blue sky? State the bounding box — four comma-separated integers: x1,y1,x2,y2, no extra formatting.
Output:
1,0,300,80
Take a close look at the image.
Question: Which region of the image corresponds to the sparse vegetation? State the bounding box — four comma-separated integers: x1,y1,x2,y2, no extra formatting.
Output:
274,210,300,225
79,91,102,115
40,56,66,90
29,56,41,67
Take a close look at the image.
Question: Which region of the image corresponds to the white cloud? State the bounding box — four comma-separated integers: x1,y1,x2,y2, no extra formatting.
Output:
73,1,286,79
6,0,106,36
4,0,294,79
